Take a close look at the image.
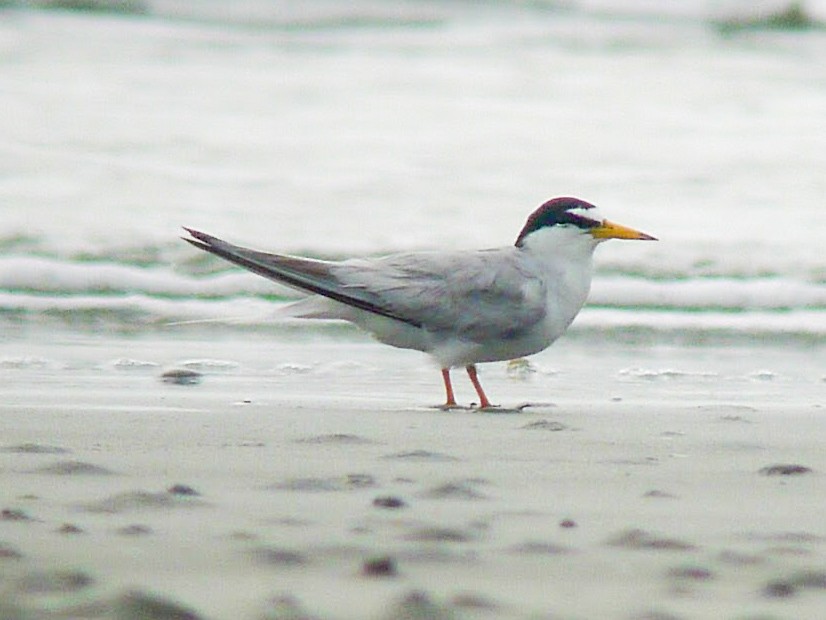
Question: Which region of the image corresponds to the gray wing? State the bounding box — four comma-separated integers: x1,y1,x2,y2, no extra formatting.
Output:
183,229,546,342
332,249,548,343
183,228,420,326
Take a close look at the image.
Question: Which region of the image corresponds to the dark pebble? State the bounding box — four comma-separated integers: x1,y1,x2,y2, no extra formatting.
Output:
1,508,32,522
759,464,812,476
160,368,202,385
764,580,796,598
373,496,407,509
559,519,577,529
57,523,85,535
167,484,200,497
362,556,397,577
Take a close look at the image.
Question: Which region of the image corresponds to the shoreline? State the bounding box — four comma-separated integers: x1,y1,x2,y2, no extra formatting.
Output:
2,333,825,618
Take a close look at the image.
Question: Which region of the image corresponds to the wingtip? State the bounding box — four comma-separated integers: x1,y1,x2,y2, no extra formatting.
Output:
181,227,213,251
182,226,203,240
182,227,220,246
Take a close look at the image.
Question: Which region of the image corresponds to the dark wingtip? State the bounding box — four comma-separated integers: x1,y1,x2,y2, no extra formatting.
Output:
182,227,228,250
181,227,218,252
182,227,210,242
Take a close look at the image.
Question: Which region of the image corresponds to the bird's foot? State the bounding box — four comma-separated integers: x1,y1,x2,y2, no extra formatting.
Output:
430,401,554,413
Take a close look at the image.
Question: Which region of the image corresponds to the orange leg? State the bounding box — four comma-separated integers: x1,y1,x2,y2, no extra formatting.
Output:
441,368,457,408
465,364,492,409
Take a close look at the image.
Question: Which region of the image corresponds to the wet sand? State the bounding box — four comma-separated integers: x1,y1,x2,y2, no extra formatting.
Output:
1,332,825,619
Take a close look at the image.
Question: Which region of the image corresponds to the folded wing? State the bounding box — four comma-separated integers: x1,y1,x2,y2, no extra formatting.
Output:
334,250,547,343
183,229,547,343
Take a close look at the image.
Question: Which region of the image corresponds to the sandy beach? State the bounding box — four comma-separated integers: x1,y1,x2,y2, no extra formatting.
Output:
1,330,825,619
1,1,825,618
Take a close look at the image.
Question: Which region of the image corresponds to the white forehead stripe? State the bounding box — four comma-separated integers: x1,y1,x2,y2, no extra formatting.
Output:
568,206,602,225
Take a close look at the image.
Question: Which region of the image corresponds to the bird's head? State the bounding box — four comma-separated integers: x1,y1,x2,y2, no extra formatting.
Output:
514,197,656,250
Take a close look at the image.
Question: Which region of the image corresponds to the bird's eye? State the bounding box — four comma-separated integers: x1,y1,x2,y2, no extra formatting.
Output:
563,212,600,230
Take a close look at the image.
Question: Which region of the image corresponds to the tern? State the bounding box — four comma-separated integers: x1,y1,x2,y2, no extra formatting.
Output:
184,197,655,409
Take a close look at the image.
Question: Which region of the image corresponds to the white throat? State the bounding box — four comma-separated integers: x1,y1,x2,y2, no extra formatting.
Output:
518,225,599,264
518,225,598,332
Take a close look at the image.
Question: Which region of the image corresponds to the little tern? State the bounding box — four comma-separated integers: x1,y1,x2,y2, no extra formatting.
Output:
184,197,655,409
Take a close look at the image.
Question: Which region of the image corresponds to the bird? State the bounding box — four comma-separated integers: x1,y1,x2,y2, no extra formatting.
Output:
183,197,655,409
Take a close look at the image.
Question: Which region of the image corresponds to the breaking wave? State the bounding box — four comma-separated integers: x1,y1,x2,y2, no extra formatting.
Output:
1,247,823,342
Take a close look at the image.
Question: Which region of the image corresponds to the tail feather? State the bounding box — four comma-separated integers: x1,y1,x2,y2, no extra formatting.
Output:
182,228,420,328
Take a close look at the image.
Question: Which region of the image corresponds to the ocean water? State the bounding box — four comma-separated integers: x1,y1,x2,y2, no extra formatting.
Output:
1,0,825,345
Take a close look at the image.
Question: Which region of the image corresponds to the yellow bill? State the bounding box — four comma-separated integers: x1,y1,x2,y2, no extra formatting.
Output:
590,219,657,241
